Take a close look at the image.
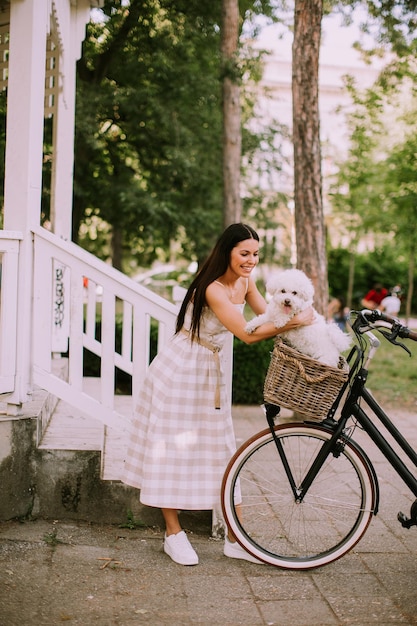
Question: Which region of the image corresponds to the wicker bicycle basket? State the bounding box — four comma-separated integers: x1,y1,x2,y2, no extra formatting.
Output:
264,339,349,420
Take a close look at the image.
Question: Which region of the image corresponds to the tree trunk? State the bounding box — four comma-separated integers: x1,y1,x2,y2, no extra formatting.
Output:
292,0,327,314
405,239,415,324
111,227,123,272
221,0,242,227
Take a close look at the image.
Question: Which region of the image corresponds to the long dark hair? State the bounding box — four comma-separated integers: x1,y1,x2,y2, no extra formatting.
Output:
176,223,259,340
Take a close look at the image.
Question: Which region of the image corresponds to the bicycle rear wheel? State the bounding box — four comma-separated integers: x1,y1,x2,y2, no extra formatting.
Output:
221,422,376,570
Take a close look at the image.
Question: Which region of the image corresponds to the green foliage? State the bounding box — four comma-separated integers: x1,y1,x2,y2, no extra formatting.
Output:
328,245,410,308
75,0,225,267
327,247,351,299
329,77,386,235
329,58,417,312
119,510,146,529
232,337,274,404
366,328,417,411
73,0,287,270
360,0,417,58
43,528,64,547
384,133,417,231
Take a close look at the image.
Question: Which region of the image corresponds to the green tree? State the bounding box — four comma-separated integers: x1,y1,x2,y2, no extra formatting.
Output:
358,0,417,59
292,0,327,313
75,0,225,270
74,0,285,271
329,35,417,313
382,132,417,318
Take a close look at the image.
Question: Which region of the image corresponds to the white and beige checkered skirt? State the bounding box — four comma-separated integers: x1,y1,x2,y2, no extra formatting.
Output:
121,329,237,510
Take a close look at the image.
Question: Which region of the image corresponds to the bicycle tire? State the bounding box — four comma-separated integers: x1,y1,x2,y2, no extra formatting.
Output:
221,422,377,570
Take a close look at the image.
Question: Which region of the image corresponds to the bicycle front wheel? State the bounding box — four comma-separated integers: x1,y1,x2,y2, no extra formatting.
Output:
221,422,377,570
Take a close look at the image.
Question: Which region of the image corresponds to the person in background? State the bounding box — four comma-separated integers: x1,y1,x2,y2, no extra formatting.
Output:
379,290,401,317
361,283,388,310
121,223,314,566
327,295,350,332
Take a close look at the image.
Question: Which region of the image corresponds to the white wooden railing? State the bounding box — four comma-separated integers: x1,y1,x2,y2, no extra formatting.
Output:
0,232,21,394
0,225,233,442
32,226,179,430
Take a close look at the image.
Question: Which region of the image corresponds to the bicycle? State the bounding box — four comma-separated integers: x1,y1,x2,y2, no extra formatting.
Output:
221,309,417,570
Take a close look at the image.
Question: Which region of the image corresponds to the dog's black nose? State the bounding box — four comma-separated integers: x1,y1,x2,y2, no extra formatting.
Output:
284,299,291,306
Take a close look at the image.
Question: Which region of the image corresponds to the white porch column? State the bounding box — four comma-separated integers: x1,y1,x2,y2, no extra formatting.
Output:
51,1,92,239
3,0,49,405
49,3,92,357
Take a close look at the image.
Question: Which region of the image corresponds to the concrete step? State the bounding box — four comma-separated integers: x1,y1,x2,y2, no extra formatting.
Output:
0,358,68,444
37,399,104,452
102,418,130,481
38,389,133,481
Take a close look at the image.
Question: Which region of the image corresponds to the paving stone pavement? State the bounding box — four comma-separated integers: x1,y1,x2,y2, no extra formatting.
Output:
0,405,416,626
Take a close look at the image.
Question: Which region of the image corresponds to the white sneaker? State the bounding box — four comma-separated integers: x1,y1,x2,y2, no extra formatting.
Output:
224,537,264,564
163,531,199,565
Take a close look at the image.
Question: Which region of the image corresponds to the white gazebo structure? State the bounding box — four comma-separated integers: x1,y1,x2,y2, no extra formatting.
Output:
0,0,182,524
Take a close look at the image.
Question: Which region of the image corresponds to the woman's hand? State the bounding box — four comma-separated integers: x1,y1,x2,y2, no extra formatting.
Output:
288,306,315,328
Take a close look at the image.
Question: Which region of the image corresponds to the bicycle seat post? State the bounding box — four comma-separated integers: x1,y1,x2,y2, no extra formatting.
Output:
263,402,280,431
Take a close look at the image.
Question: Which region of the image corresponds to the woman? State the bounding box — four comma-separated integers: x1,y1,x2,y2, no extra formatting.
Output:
122,223,313,565
379,290,401,316
361,283,388,310
327,295,349,332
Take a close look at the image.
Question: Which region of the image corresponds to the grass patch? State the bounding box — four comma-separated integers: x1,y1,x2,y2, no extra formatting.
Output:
364,330,417,411
118,510,146,530
43,528,64,547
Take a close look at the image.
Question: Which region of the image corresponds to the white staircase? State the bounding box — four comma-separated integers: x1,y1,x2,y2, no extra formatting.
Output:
2,226,233,529
38,378,132,481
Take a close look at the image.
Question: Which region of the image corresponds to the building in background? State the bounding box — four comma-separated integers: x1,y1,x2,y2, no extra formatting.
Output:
247,10,385,269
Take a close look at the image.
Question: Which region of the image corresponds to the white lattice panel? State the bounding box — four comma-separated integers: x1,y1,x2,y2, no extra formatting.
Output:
0,8,59,120
45,34,59,118
0,23,9,93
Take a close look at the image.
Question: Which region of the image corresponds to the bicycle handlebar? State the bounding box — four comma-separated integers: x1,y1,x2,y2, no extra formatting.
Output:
351,309,417,353
399,326,417,342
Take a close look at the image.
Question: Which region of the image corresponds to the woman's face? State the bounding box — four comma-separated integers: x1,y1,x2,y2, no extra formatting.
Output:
229,238,259,277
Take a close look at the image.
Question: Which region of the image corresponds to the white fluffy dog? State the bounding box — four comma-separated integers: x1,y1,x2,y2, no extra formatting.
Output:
246,268,351,368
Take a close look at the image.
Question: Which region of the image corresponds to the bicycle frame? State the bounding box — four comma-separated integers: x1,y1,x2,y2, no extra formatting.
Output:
268,327,417,508
350,386,417,497
221,310,417,569
341,327,417,499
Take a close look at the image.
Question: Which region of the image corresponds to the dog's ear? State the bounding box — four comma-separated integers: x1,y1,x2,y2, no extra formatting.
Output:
291,269,314,300
304,279,315,301
265,275,278,295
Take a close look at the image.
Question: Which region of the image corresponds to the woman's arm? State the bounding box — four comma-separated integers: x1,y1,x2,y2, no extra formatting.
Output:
205,281,314,345
245,277,267,315
361,298,377,310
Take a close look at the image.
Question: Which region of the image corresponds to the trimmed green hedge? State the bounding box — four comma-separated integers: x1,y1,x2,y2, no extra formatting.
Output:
232,338,274,405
